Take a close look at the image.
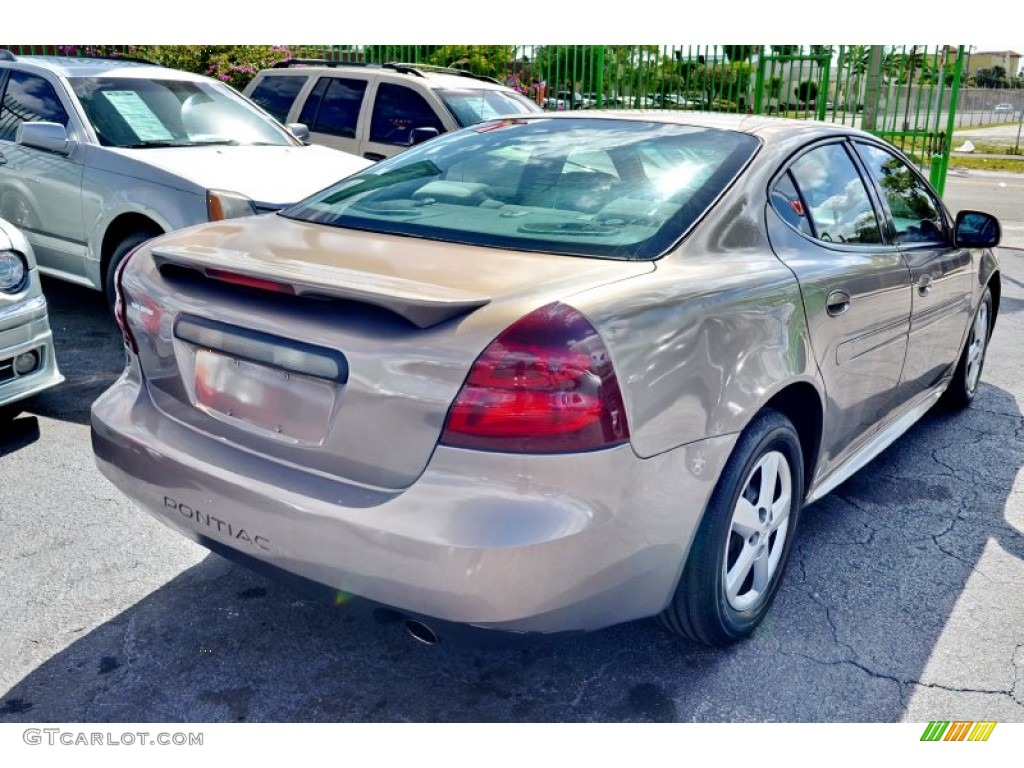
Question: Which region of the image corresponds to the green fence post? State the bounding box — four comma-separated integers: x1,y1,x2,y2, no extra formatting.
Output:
932,46,965,197
753,54,766,114
595,46,604,109
815,48,831,121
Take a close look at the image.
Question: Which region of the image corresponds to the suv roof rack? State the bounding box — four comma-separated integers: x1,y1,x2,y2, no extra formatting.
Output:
271,58,370,69
268,57,501,85
384,62,501,85
69,53,159,66
5,50,159,66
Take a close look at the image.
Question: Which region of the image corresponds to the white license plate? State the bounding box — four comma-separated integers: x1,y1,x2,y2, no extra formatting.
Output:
194,349,335,442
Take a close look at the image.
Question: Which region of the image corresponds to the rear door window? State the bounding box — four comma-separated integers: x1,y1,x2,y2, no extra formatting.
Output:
248,75,307,123
299,76,367,139
786,143,882,245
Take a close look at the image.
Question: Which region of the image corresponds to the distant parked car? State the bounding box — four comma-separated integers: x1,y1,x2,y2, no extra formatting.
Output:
544,90,586,111
245,61,541,160
0,217,62,418
994,103,1015,114
657,94,702,109
94,112,1001,647
0,50,371,306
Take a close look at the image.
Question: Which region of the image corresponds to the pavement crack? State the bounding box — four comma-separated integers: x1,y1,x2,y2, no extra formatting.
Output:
1013,644,1024,706
929,447,959,476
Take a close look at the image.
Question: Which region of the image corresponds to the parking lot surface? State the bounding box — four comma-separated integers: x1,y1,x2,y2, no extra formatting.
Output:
2,251,1024,723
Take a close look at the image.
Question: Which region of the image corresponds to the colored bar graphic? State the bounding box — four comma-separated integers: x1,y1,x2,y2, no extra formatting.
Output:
920,721,996,742
921,721,949,741
944,721,971,741
969,722,997,742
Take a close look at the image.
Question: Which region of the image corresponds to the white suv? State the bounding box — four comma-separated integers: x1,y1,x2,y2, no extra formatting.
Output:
244,60,541,161
0,51,371,303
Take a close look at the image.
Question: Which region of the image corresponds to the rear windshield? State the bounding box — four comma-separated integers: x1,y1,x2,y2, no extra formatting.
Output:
282,117,759,260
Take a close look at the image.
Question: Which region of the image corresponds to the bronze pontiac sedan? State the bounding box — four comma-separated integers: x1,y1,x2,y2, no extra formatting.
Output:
91,113,1001,646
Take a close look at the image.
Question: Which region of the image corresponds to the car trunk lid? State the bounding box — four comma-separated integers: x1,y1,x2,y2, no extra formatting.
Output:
122,214,652,490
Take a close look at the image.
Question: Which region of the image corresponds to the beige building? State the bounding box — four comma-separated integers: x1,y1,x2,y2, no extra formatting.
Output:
964,50,1022,78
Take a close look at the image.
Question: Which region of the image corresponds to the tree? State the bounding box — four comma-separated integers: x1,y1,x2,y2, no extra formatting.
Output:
721,45,760,62
424,45,516,80
794,80,818,104
975,66,1008,88
534,45,606,93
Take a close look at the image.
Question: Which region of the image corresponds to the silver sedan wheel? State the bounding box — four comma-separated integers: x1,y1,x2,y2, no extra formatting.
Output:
723,450,793,612
965,297,990,395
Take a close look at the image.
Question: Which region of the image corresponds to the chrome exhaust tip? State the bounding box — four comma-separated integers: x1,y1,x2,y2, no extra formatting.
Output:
404,618,440,646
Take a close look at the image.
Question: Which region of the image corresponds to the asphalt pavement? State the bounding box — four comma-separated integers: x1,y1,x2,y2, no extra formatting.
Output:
1,176,1024,723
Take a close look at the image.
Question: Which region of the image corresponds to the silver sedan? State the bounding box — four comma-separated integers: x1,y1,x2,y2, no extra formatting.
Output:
91,113,1000,646
0,217,62,416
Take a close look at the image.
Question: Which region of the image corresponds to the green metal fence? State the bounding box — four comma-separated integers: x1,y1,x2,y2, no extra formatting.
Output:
5,44,975,192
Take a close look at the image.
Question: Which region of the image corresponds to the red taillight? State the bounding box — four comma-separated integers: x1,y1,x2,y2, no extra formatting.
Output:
440,302,630,453
114,246,144,353
205,269,295,295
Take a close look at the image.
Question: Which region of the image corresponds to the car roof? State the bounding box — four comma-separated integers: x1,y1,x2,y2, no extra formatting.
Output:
519,110,874,145
256,62,511,91
0,54,209,81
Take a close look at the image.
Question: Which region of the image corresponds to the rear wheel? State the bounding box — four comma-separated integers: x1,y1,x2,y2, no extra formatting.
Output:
104,231,159,313
660,409,804,646
941,285,993,410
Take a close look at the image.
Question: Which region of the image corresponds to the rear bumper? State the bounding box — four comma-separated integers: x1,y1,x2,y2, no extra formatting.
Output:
91,358,736,634
0,293,63,408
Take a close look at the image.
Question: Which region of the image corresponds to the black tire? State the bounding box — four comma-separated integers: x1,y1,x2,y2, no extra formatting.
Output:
104,231,159,314
941,285,993,410
660,409,804,646
0,403,23,422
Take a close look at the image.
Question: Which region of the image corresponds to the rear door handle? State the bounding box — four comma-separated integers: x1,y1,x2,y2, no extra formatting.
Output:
826,289,851,317
363,152,386,161
917,274,933,296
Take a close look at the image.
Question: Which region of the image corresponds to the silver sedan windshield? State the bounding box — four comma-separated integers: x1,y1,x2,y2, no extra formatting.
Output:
70,77,295,148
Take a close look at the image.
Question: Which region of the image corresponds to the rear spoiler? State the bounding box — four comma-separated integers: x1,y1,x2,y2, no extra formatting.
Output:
151,244,491,329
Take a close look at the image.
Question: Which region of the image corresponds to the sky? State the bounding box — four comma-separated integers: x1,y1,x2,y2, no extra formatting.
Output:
4,3,1022,76
5,3,1021,49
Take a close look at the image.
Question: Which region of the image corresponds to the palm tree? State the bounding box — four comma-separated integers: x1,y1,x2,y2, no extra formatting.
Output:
839,45,870,111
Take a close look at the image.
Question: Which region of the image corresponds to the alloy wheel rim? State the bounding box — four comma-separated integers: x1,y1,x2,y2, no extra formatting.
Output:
723,450,793,612
966,300,989,394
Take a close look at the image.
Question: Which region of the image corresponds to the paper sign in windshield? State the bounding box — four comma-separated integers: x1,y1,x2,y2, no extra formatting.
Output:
101,91,174,142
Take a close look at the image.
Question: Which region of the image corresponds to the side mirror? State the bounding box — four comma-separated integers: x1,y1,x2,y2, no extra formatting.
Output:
286,123,310,143
409,127,440,146
16,122,74,155
954,210,1001,249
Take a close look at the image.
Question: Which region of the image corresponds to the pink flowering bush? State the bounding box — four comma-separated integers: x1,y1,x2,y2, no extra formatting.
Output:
54,45,293,91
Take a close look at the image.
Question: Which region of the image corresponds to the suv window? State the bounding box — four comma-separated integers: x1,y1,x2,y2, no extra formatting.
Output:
856,142,946,245
370,83,444,145
299,76,367,139
787,143,882,244
0,71,70,141
248,75,307,123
